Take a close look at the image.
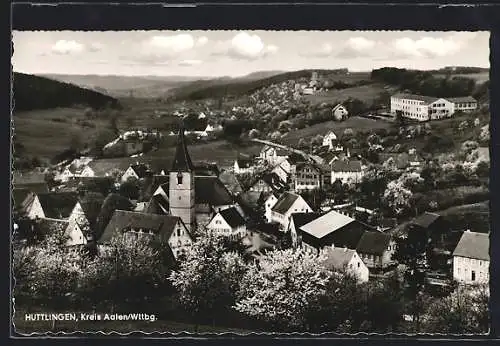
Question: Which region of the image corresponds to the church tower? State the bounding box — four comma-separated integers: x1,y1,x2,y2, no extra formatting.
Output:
169,122,196,232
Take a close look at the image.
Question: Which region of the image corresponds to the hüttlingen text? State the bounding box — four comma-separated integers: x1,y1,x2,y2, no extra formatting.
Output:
24,313,156,322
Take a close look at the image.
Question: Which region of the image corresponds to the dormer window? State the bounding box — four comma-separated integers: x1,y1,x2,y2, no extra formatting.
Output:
177,172,183,185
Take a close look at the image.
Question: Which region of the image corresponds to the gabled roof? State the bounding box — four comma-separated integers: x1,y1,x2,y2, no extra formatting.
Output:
61,177,114,195
13,188,33,208
271,192,300,214
78,195,106,229
219,171,243,196
300,210,356,239
129,163,151,178
323,247,356,271
147,194,170,215
453,231,489,261
195,176,233,206
13,171,46,185
412,212,441,229
331,160,362,173
99,210,182,243
356,231,391,256
218,207,246,228
171,124,195,172
237,191,265,210
290,212,323,230
447,96,477,103
37,192,79,219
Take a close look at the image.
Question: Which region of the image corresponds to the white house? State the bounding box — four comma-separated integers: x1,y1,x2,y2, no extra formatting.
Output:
100,210,193,260
270,192,313,232
322,246,369,283
332,104,349,119
264,193,279,223
331,160,363,184
206,207,247,241
452,231,489,285
390,93,477,122
121,163,150,183
322,131,338,149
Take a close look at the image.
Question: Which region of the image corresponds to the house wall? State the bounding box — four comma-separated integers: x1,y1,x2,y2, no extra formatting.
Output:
64,221,87,246
333,106,348,119
265,195,278,223
121,167,139,183
454,101,477,113
169,171,195,232
271,197,312,232
391,96,431,122
80,166,95,177
453,256,489,284
347,253,370,283
295,165,322,192
359,240,396,269
167,221,192,259
331,171,363,184
428,99,455,120
28,196,45,219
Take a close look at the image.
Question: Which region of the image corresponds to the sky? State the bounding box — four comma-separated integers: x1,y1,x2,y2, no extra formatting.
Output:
12,31,490,77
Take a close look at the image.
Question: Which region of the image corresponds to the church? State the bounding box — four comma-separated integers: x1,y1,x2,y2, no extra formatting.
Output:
148,124,241,233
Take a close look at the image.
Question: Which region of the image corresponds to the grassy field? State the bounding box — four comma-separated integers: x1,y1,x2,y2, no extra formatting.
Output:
434,72,490,84
304,83,392,105
14,108,110,161
281,116,395,146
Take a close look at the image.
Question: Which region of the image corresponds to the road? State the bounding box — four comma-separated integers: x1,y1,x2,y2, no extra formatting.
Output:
250,138,324,164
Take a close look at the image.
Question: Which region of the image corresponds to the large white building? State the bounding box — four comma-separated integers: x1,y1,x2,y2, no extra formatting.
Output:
390,93,477,122
452,231,489,285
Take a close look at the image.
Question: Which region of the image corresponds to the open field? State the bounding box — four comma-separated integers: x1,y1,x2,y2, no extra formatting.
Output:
281,116,395,146
434,72,489,84
304,83,393,105
14,108,110,161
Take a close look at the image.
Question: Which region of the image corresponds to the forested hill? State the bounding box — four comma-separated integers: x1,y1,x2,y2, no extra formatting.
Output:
13,72,120,112
169,69,350,101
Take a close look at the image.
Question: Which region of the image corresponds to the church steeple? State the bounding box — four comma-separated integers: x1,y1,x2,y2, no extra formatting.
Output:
171,121,194,172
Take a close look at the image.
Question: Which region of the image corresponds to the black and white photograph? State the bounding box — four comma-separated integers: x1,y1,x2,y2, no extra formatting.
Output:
11,29,491,335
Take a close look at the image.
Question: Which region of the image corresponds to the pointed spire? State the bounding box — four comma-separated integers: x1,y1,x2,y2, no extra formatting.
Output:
171,120,194,172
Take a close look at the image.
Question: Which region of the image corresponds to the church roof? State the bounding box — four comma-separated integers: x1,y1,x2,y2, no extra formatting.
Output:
171,123,194,172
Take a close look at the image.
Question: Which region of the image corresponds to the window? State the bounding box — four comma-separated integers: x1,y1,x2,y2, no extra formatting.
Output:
178,196,181,200
471,270,476,281
177,229,181,237
357,262,360,268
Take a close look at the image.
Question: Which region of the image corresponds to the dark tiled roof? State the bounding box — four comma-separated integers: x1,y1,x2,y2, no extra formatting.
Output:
37,192,79,219
237,191,264,210
33,217,69,239
219,171,244,196
453,231,489,261
291,212,323,229
331,160,362,173
271,192,300,214
195,176,233,206
64,177,114,195
147,194,170,215
99,210,181,243
130,163,151,178
219,207,246,228
79,194,106,229
356,231,391,256
13,188,33,208
171,126,194,172
412,212,441,229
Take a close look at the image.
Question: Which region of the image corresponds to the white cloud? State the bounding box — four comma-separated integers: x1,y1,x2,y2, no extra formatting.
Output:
197,36,208,46
391,36,463,58
88,42,105,52
336,37,377,58
51,40,85,55
178,59,203,66
347,37,376,51
213,32,278,60
148,34,195,53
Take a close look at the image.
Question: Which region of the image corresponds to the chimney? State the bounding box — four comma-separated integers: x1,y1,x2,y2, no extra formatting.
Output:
343,247,347,252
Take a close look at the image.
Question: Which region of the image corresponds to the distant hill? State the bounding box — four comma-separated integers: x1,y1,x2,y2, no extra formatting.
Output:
13,72,120,112
169,69,353,101
39,74,205,99
239,70,285,80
